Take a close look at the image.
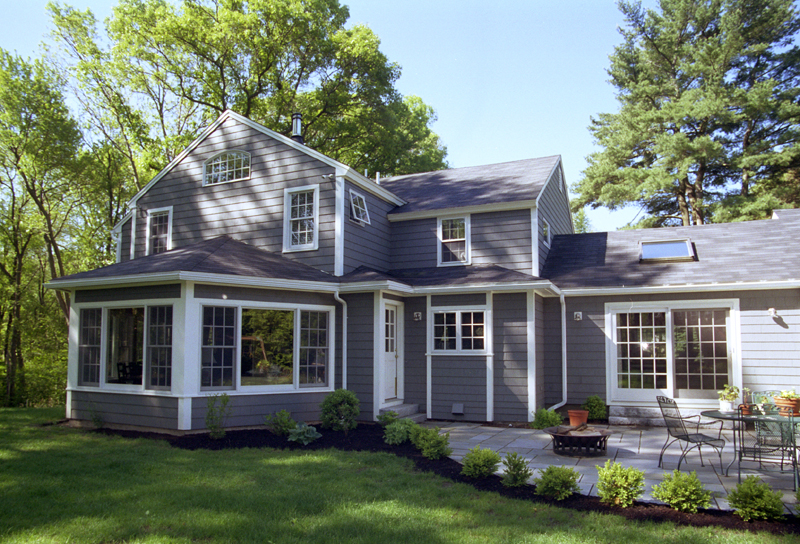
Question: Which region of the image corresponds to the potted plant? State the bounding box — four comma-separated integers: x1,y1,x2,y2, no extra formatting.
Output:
740,387,752,415
717,384,739,412
567,408,589,426
773,389,800,416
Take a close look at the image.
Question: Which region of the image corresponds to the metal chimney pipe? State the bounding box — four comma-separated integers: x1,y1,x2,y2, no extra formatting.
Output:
291,113,303,144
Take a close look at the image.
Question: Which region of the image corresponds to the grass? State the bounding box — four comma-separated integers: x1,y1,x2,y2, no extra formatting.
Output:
0,408,797,543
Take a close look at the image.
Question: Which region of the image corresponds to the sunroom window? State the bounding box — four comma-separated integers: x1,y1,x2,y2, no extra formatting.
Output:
203,150,251,185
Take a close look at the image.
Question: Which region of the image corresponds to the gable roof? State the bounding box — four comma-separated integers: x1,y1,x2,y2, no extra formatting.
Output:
381,156,561,218
49,236,337,290
542,209,800,292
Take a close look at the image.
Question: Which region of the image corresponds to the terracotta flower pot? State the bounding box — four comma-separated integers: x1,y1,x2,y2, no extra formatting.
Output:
568,409,589,426
773,397,800,416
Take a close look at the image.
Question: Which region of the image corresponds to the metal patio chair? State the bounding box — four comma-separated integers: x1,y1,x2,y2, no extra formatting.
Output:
657,396,725,471
736,403,798,490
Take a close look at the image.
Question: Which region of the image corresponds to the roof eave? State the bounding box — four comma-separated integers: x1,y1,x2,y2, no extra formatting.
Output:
387,199,538,222
559,279,800,297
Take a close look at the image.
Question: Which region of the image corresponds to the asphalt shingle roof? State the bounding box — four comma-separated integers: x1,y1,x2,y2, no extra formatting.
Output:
380,156,560,215
340,264,542,287
541,209,800,289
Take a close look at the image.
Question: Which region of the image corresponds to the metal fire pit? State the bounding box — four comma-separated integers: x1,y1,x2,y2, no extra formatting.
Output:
544,425,611,457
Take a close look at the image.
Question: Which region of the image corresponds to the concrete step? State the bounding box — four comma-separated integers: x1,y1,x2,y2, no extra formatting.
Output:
380,403,425,423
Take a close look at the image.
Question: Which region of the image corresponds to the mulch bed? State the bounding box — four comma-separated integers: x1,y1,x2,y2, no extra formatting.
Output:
98,423,800,536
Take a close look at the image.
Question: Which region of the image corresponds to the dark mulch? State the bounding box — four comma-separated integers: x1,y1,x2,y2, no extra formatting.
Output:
98,423,800,536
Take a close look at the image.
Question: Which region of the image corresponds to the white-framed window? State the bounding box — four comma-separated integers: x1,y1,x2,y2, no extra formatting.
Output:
349,189,370,225
284,185,319,252
542,218,551,248
438,216,470,266
606,300,738,403
203,150,251,185
640,240,694,262
77,304,174,390
432,310,486,353
146,207,172,255
201,303,332,392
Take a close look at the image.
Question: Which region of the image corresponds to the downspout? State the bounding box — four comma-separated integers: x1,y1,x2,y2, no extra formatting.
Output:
548,291,568,411
334,291,348,390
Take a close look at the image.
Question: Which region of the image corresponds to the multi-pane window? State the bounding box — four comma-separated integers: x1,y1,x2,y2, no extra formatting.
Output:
148,211,170,255
147,306,173,389
201,306,236,389
349,190,370,224
433,311,486,352
78,308,102,385
440,218,468,264
203,151,250,185
287,189,316,249
106,308,145,385
542,219,551,247
299,311,328,386
616,312,668,390
673,310,729,391
240,309,294,387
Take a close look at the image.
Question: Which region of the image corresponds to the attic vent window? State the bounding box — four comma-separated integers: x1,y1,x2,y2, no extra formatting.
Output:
349,190,370,224
640,240,694,262
204,150,251,185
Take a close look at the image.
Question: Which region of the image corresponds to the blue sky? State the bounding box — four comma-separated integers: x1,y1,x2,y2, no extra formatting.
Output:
0,0,652,232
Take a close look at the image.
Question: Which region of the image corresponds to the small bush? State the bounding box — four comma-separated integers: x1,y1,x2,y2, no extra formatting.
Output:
596,460,644,508
287,422,322,445
412,426,452,460
501,452,534,487
384,419,418,445
320,389,360,434
264,409,296,436
581,395,607,420
461,446,501,478
205,393,231,439
530,408,563,429
651,470,711,513
532,466,581,500
727,475,784,522
377,410,399,427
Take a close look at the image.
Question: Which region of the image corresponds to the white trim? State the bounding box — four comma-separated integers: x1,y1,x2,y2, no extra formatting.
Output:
372,291,382,421
437,215,471,267
348,189,371,225
379,298,405,409
604,298,741,407
526,290,536,422
202,149,251,186
145,206,173,256
388,199,538,222
334,176,345,276
531,208,539,277
541,217,551,248
129,206,137,261
49,272,341,292
561,280,800,297
486,293,494,422
426,294,432,419
283,184,320,252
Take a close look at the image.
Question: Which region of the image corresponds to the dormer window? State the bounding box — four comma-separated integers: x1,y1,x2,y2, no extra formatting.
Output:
203,150,251,185
349,190,370,225
438,216,470,266
640,240,695,263
283,185,319,252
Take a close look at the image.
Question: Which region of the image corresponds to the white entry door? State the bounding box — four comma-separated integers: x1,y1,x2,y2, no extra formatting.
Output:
384,304,399,401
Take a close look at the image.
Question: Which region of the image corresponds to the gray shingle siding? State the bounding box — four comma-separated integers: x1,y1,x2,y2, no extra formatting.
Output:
75,284,181,303
71,391,178,430
536,165,573,275
493,293,529,421
472,209,533,273
403,296,427,412
193,284,335,306
190,392,329,430
431,356,486,421
390,218,437,270
342,292,375,420
343,181,393,274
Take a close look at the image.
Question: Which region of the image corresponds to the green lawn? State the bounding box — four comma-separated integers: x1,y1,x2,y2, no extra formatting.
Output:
0,407,796,544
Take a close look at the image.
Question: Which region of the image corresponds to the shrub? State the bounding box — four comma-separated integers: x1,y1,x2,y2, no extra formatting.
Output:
320,389,360,434
384,419,418,445
287,422,322,445
501,452,534,487
205,393,231,439
727,475,784,521
532,466,581,500
651,470,711,513
411,426,452,460
264,409,296,436
461,446,501,478
376,410,399,427
530,408,563,429
596,460,644,507
581,395,607,420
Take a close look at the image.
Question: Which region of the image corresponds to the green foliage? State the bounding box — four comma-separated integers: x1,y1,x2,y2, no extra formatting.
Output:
651,470,711,513
264,409,296,437
410,426,452,460
727,475,784,521
287,422,322,445
596,460,645,508
530,408,563,429
383,418,418,445
320,389,360,434
376,410,399,427
205,393,231,439
581,396,607,420
460,446,501,479
501,452,534,488
532,466,581,501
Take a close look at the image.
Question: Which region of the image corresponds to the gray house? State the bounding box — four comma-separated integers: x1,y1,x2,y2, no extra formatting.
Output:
48,110,800,431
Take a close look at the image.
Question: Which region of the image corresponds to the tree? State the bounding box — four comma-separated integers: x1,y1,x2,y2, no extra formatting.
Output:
48,0,448,178
573,0,800,227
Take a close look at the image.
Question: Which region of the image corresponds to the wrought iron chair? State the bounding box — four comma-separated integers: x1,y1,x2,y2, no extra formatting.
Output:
657,396,725,471
736,403,798,490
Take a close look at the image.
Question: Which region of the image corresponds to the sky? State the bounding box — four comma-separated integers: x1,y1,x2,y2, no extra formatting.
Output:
0,0,653,232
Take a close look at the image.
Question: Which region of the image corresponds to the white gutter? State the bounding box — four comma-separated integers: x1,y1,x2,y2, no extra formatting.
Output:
334,291,348,390
548,291,568,411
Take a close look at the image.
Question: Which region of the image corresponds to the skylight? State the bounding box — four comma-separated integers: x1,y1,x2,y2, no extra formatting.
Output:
640,240,694,262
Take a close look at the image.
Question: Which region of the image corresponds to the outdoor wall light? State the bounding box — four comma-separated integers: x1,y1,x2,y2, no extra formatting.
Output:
574,312,583,321
768,308,778,317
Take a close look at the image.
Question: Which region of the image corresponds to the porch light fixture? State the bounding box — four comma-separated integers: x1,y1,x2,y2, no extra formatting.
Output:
768,308,778,317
